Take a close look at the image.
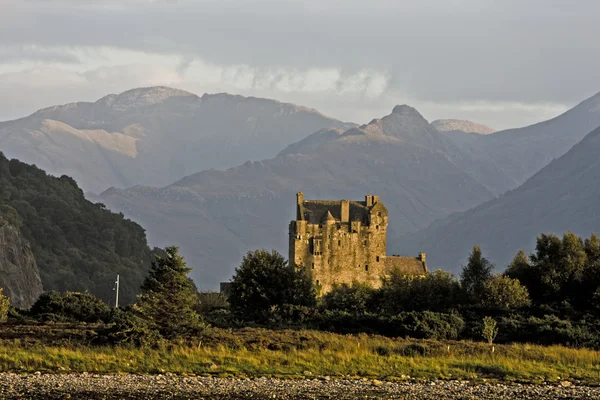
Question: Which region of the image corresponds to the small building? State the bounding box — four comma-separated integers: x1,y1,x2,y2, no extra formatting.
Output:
289,192,427,293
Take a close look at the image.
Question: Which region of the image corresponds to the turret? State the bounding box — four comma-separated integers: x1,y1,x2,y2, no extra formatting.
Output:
296,192,304,220
341,199,349,223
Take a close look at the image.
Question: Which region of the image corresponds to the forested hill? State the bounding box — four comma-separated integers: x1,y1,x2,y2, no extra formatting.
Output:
0,152,153,304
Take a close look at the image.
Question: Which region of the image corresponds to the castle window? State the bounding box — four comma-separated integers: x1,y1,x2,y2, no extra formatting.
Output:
365,265,369,271
316,280,320,285
376,225,379,230
364,240,367,246
312,263,315,269
378,212,382,217
376,256,380,262
338,240,341,246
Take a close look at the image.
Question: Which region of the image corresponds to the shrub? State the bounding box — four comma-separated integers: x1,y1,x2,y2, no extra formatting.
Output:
98,308,161,347
381,270,461,313
0,288,9,323
322,282,376,314
197,292,229,314
481,275,531,310
29,291,110,323
389,311,465,340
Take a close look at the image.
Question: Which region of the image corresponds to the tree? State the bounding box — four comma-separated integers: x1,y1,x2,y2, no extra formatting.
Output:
322,282,376,314
136,246,206,338
381,269,461,313
480,275,530,310
461,245,494,302
228,249,316,322
482,316,498,346
0,289,9,323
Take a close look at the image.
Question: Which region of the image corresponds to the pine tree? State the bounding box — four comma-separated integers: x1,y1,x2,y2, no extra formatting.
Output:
461,245,494,302
136,246,206,338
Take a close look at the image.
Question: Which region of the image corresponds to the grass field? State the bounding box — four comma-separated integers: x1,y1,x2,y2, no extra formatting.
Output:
1,325,599,383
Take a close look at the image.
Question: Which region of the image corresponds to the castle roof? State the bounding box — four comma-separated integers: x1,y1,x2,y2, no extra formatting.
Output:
383,256,428,275
300,200,378,224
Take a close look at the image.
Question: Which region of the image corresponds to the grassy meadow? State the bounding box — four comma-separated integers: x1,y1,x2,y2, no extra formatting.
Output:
0,325,599,384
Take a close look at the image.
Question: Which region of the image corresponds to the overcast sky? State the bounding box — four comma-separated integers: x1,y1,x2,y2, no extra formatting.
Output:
1,0,599,129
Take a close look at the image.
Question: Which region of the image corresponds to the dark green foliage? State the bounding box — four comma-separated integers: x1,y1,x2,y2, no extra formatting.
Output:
98,308,161,347
196,292,229,314
381,269,461,313
388,311,465,340
29,291,111,323
229,249,317,323
506,232,600,310
136,246,207,339
0,153,153,304
321,282,376,314
461,245,494,302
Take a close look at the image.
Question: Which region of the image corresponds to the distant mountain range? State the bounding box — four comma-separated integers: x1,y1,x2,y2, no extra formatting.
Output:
3,86,600,292
0,87,351,193
98,105,513,288
397,125,600,273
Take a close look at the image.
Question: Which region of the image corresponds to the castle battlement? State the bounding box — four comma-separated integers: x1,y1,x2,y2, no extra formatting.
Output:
289,193,427,292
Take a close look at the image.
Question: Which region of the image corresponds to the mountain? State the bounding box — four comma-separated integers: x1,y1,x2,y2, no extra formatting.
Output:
0,217,42,309
431,119,496,135
396,125,600,273
0,87,351,193
445,92,600,189
0,153,153,305
99,105,511,289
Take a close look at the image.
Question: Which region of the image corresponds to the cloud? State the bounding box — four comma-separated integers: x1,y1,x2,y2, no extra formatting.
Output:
0,0,598,128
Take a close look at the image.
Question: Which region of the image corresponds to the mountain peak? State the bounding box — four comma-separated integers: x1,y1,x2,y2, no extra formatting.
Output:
392,104,423,117
431,119,496,135
96,86,197,110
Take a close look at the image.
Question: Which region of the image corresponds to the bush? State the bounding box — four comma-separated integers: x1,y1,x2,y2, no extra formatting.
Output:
381,270,461,313
389,311,465,340
29,291,110,323
481,275,531,310
97,308,161,347
0,289,9,323
322,282,376,314
197,292,229,314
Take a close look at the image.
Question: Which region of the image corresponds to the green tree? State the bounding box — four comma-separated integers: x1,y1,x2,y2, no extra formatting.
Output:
322,282,376,314
482,316,498,345
136,246,206,338
29,291,110,322
381,269,461,313
461,245,494,302
0,289,9,323
480,275,530,310
228,249,316,322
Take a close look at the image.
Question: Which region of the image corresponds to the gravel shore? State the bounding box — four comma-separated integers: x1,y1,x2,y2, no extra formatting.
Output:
1,373,598,400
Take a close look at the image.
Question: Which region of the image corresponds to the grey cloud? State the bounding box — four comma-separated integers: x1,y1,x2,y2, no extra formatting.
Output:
0,0,599,125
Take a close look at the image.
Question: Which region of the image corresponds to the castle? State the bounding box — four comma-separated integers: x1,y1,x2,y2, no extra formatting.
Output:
289,193,428,292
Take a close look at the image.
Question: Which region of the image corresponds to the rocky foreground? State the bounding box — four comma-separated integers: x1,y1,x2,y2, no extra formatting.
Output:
1,373,599,400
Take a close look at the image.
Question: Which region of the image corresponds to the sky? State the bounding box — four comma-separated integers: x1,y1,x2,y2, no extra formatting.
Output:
1,0,599,129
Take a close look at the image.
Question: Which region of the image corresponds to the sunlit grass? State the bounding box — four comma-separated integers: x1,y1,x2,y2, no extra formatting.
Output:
1,328,599,383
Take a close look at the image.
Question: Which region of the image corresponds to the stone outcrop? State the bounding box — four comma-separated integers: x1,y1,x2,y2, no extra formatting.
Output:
0,218,42,309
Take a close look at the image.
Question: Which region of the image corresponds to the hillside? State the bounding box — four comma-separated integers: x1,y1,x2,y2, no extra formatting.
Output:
397,125,600,273
431,119,496,135
100,105,510,289
445,92,600,188
0,153,153,304
0,87,351,193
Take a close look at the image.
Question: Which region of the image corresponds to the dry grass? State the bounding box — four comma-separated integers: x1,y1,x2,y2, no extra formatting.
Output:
0,326,599,383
